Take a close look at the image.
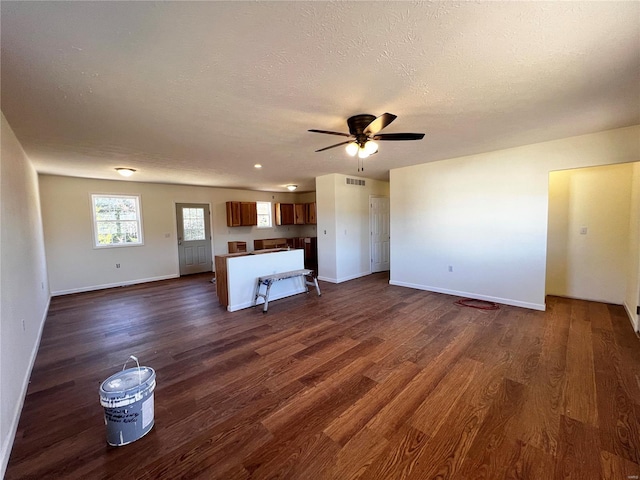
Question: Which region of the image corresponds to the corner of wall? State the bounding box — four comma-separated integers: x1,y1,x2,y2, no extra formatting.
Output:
1,112,52,479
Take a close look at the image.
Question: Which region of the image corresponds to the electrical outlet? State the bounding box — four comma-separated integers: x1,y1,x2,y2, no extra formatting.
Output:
116,263,121,268
448,265,454,272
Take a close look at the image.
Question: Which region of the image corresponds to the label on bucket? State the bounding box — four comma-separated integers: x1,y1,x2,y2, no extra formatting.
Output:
104,408,140,424
142,393,154,429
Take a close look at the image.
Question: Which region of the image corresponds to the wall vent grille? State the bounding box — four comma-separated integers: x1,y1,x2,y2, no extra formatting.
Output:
346,178,366,186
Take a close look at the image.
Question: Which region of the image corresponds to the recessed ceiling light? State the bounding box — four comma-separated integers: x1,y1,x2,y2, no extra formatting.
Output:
254,164,262,169
115,168,136,177
287,185,297,191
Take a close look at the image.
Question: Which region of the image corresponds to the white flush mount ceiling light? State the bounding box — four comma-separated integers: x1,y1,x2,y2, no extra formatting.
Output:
286,185,297,191
254,164,262,169
115,168,136,177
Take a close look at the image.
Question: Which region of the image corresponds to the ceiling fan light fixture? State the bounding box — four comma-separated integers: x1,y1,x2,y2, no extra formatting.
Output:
345,142,359,156
287,184,297,191
115,168,136,177
364,140,378,155
309,113,425,157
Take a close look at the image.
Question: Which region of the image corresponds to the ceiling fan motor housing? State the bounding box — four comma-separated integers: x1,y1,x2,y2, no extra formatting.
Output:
347,114,376,146
347,114,377,135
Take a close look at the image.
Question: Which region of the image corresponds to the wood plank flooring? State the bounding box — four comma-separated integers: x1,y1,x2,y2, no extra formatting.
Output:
6,273,640,479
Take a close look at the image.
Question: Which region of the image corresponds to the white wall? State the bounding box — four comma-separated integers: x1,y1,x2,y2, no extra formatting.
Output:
316,175,338,281
39,175,315,295
625,162,640,331
390,125,640,310
1,113,50,477
316,174,389,283
547,163,634,304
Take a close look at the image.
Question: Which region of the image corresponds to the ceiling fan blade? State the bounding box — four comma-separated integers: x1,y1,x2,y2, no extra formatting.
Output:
373,132,425,141
363,113,397,135
308,129,352,137
315,140,353,152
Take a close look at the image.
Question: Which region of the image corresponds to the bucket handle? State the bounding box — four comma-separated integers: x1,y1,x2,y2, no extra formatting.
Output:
122,355,143,385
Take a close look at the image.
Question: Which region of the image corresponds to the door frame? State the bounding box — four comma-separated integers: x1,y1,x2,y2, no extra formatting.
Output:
174,202,214,275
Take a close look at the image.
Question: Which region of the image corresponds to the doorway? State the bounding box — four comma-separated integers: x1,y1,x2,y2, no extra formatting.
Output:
176,203,212,275
546,163,638,313
370,196,390,273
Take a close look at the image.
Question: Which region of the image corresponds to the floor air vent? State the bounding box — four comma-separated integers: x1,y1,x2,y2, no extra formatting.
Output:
346,178,366,186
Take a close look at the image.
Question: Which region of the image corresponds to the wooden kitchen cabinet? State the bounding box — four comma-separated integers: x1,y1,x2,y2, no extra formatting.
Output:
305,202,316,224
293,237,317,270
254,238,288,250
228,241,247,253
294,203,306,224
226,201,242,227
275,203,295,225
226,201,257,227
240,202,257,226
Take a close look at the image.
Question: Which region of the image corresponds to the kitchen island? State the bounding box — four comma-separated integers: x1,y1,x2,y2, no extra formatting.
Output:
214,248,306,312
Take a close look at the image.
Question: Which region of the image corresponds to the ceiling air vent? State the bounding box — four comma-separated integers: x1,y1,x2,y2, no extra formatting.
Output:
346,178,366,186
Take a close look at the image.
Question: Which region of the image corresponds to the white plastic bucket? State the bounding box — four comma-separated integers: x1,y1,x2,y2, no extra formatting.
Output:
99,355,156,446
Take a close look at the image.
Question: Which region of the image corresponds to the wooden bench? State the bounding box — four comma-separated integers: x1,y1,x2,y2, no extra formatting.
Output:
253,269,321,313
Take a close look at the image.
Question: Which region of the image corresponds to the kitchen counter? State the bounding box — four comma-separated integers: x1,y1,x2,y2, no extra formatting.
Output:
214,249,305,312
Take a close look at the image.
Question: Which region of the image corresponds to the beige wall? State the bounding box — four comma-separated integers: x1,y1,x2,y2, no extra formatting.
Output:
1,114,50,476
316,174,389,283
39,175,316,295
547,163,635,304
625,162,640,331
390,125,640,311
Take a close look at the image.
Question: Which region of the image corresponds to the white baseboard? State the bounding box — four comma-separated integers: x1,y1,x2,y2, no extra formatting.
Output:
51,274,180,296
388,280,546,311
317,271,370,284
623,301,640,332
317,276,337,283
1,295,50,479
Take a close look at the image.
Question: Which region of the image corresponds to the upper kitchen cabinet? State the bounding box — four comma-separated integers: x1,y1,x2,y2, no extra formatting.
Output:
305,202,316,224
226,201,257,227
294,203,306,225
275,203,295,225
276,202,316,225
240,202,257,226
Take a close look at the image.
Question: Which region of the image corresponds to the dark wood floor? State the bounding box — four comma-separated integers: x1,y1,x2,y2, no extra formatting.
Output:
6,273,640,479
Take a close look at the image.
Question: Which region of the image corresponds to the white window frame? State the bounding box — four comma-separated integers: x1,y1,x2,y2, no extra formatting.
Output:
91,193,144,248
256,201,272,228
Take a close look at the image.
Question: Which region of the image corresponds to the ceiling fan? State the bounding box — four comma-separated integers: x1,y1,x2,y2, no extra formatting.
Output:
308,113,425,159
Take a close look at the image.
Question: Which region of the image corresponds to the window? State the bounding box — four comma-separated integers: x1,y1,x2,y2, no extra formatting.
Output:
181,207,206,240
91,194,143,247
256,201,272,228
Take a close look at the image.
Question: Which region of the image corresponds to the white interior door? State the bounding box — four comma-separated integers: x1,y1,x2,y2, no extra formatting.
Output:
370,196,390,273
176,203,212,275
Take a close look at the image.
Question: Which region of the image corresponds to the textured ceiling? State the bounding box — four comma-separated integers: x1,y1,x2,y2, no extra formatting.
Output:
2,1,639,192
